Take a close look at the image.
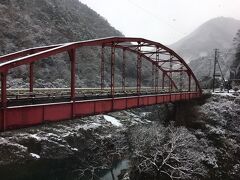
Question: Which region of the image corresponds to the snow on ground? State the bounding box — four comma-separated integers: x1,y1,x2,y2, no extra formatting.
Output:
29,134,41,140
103,115,123,127
71,148,78,151
212,92,235,97
30,153,40,159
211,89,240,97
80,123,102,130
140,112,151,117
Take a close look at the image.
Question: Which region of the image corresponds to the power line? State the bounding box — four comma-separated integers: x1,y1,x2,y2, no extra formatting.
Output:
126,0,186,37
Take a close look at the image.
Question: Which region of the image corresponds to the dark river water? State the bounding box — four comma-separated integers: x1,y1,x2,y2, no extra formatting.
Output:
100,160,130,180
0,159,130,180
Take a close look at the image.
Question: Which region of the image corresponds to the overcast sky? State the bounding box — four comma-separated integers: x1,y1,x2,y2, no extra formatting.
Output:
80,0,240,45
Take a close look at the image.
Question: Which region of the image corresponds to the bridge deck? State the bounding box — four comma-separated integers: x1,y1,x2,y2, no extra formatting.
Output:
0,89,201,131
3,87,181,106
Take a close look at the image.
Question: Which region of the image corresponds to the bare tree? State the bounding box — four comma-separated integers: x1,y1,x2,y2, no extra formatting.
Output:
130,123,207,179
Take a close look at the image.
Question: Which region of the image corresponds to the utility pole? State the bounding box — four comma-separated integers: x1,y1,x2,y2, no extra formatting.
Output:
212,49,218,92
212,49,226,92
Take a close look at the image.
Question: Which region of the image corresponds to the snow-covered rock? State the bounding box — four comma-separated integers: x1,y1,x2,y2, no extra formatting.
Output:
30,153,40,159
103,115,123,127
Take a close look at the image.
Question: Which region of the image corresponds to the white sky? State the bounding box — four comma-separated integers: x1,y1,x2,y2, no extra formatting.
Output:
80,0,240,45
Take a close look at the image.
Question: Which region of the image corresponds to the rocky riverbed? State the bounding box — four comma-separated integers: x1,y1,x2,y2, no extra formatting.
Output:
0,93,240,180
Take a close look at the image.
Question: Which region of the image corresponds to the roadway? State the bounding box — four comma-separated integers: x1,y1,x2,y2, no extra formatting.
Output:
3,87,185,107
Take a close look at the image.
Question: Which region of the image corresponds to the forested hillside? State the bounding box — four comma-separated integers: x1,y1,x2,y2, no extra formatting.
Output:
230,29,240,79
0,0,150,88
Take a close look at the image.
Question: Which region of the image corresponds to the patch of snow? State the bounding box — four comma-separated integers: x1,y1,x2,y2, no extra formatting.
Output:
61,132,72,137
105,134,112,138
212,92,234,97
79,123,102,130
229,89,235,93
125,111,139,118
45,133,57,137
140,112,150,117
30,153,40,159
103,115,122,127
132,118,144,124
100,134,112,139
132,117,152,124
0,137,27,150
71,148,78,151
29,134,41,141
143,119,152,123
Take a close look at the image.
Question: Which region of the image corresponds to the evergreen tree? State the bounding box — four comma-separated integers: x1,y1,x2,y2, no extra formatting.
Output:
231,29,240,79
234,29,240,60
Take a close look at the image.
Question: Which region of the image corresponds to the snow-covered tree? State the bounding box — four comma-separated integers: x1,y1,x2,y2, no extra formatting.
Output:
129,123,210,179
231,29,240,79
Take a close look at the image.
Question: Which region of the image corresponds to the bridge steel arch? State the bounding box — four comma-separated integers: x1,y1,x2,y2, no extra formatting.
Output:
0,37,202,131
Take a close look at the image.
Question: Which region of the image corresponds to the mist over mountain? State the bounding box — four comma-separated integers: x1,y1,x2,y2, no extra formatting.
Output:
171,17,240,63
170,17,240,86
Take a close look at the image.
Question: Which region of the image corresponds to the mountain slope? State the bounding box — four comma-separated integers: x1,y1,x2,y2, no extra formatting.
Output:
0,0,122,54
171,17,240,62
0,0,143,87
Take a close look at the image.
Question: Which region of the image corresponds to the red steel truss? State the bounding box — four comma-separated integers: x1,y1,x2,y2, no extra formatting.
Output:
0,37,202,131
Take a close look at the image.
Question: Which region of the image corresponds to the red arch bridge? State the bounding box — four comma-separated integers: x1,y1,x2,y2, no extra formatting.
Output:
0,37,202,131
